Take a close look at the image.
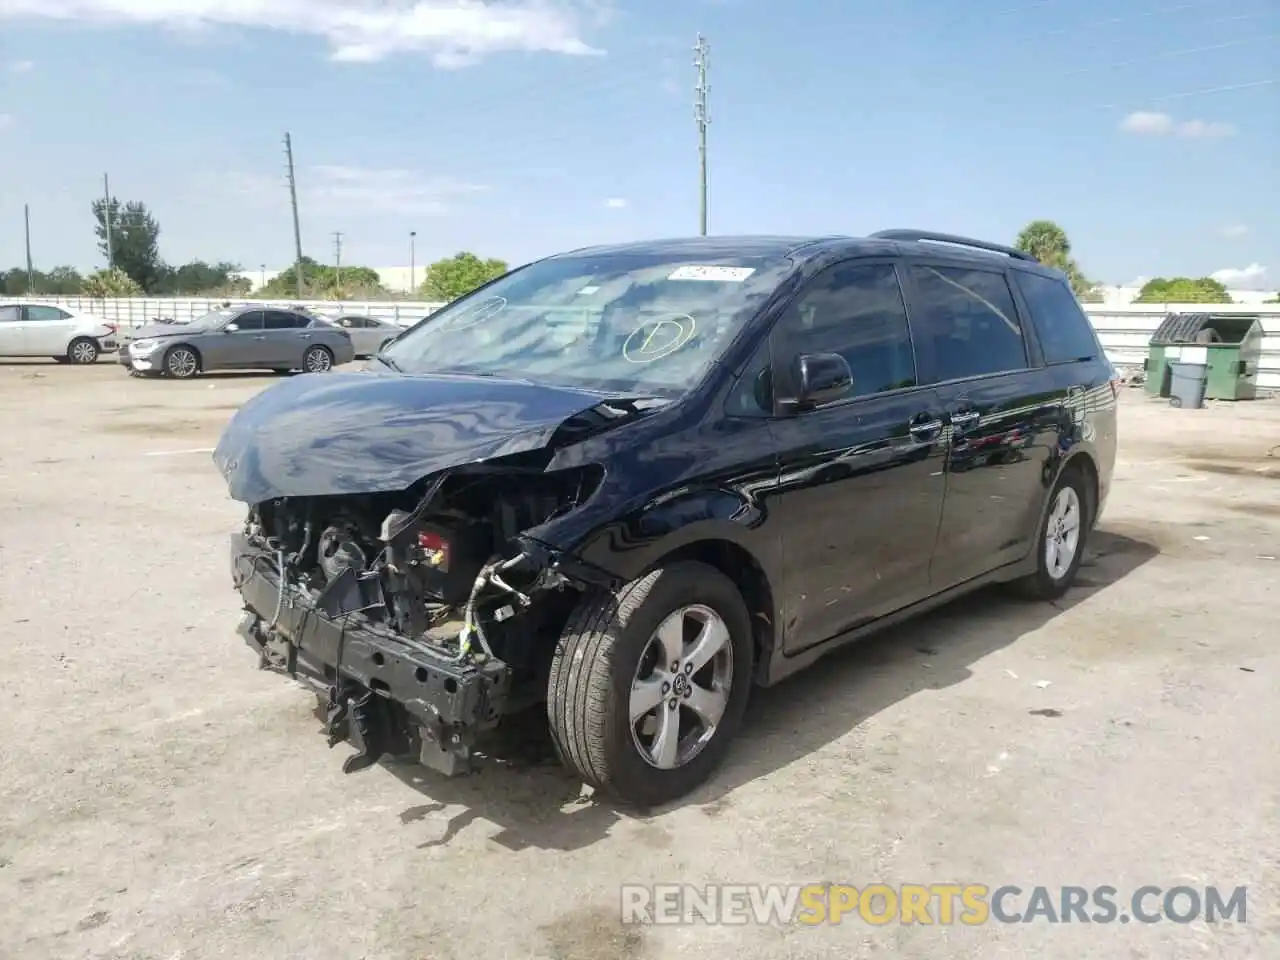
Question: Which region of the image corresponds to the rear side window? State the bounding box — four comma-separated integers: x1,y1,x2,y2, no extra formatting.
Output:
1012,271,1100,364
27,306,71,322
0,306,18,322
907,265,1027,382
263,311,307,330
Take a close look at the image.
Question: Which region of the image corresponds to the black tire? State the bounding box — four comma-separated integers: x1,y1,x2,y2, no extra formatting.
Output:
1169,396,1183,408
163,345,200,379
303,345,334,373
67,337,99,365
1008,466,1091,601
547,560,754,806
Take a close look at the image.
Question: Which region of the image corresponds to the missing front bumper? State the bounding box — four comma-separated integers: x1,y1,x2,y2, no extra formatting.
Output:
231,532,511,776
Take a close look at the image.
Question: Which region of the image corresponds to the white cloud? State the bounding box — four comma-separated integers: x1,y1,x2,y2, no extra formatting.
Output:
7,59,35,73
1119,111,1173,135
1219,224,1248,239
1118,111,1236,138
604,197,627,208
227,164,485,216
1176,118,1236,138
0,1,604,67
1210,263,1269,289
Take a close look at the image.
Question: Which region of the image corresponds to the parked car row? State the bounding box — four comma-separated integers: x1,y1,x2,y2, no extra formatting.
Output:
2,299,415,379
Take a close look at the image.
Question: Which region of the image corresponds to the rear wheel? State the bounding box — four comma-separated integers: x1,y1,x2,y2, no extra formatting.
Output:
1009,467,1090,601
547,560,753,806
303,345,334,372
164,345,200,379
67,338,99,365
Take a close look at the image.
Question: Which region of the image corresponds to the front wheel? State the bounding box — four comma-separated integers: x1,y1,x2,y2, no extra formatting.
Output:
547,560,754,806
303,345,334,372
164,345,200,379
1008,467,1091,601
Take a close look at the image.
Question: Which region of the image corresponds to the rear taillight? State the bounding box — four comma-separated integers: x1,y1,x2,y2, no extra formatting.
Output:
105,322,118,335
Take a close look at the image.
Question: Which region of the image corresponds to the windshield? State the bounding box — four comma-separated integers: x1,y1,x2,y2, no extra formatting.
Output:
184,310,233,329
380,252,796,396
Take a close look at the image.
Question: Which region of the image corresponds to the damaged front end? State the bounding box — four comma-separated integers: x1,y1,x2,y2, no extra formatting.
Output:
220,371,654,777
233,459,609,776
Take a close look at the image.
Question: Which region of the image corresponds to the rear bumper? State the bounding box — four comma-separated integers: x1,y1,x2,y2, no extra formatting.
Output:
230,532,510,751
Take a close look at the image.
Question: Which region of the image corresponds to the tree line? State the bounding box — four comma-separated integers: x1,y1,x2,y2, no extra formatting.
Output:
3,200,1270,305
3,195,509,302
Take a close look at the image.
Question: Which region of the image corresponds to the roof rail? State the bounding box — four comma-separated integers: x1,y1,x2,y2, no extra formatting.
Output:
869,229,1037,263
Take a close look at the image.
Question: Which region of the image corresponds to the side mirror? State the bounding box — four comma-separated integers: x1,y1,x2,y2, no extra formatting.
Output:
224,323,239,332
783,352,852,410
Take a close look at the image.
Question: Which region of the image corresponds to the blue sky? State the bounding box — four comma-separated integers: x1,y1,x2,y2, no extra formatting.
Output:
0,0,1276,288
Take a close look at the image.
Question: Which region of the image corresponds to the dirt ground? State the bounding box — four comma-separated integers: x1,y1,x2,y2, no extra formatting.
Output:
0,359,1277,960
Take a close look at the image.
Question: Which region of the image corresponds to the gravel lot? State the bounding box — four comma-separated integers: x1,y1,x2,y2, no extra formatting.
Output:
1,359,1277,960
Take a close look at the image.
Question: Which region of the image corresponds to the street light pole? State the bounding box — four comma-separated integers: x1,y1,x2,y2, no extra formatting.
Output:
409,231,417,294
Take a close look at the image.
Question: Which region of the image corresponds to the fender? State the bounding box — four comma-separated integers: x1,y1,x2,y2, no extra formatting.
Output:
532,478,781,587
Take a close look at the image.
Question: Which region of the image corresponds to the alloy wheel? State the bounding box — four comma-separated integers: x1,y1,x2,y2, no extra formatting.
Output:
167,348,198,378
1044,486,1082,580
304,347,333,372
629,604,734,770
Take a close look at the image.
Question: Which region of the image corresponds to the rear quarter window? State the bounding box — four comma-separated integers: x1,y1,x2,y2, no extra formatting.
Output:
1012,271,1101,364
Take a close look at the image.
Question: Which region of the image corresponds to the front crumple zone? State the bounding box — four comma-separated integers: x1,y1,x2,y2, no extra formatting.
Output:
232,456,610,776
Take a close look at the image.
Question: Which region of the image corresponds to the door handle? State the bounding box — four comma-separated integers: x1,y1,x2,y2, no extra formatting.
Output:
253,335,266,340
299,334,312,340
908,416,944,442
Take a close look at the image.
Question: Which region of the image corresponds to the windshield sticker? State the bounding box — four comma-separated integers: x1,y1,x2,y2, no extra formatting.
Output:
667,265,755,282
622,314,696,363
438,296,507,331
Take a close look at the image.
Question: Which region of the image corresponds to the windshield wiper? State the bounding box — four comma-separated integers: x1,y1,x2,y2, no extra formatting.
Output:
372,353,402,372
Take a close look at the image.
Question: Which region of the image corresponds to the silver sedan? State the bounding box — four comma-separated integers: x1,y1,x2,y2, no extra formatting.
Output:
330,314,405,358
122,306,356,379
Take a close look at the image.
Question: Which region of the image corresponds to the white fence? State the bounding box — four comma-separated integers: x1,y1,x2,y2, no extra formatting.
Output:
22,295,1280,391
38,295,448,329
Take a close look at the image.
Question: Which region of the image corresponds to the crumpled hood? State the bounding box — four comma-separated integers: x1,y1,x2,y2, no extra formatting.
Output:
130,323,201,339
213,370,613,503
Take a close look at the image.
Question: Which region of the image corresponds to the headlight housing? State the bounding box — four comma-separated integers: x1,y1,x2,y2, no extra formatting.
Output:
130,338,159,353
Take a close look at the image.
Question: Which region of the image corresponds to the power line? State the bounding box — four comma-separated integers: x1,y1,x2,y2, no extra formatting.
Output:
283,132,304,298
694,34,710,237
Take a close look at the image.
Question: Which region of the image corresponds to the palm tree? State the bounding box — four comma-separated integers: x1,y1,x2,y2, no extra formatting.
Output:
1015,220,1098,299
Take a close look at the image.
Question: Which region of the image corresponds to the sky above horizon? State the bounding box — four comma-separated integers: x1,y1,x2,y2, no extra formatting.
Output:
0,0,1276,289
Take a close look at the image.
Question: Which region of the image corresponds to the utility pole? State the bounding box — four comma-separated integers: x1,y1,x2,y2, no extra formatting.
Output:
332,231,344,289
24,204,34,293
409,231,417,293
693,34,710,237
102,173,114,269
283,133,304,298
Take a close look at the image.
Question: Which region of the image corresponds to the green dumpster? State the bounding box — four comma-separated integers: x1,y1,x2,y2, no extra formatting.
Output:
1143,312,1264,401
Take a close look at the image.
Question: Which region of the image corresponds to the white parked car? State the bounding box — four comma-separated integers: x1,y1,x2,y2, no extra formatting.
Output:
0,301,120,363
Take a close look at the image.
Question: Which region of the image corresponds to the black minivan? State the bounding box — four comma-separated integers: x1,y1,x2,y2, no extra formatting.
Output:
217,229,1118,805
